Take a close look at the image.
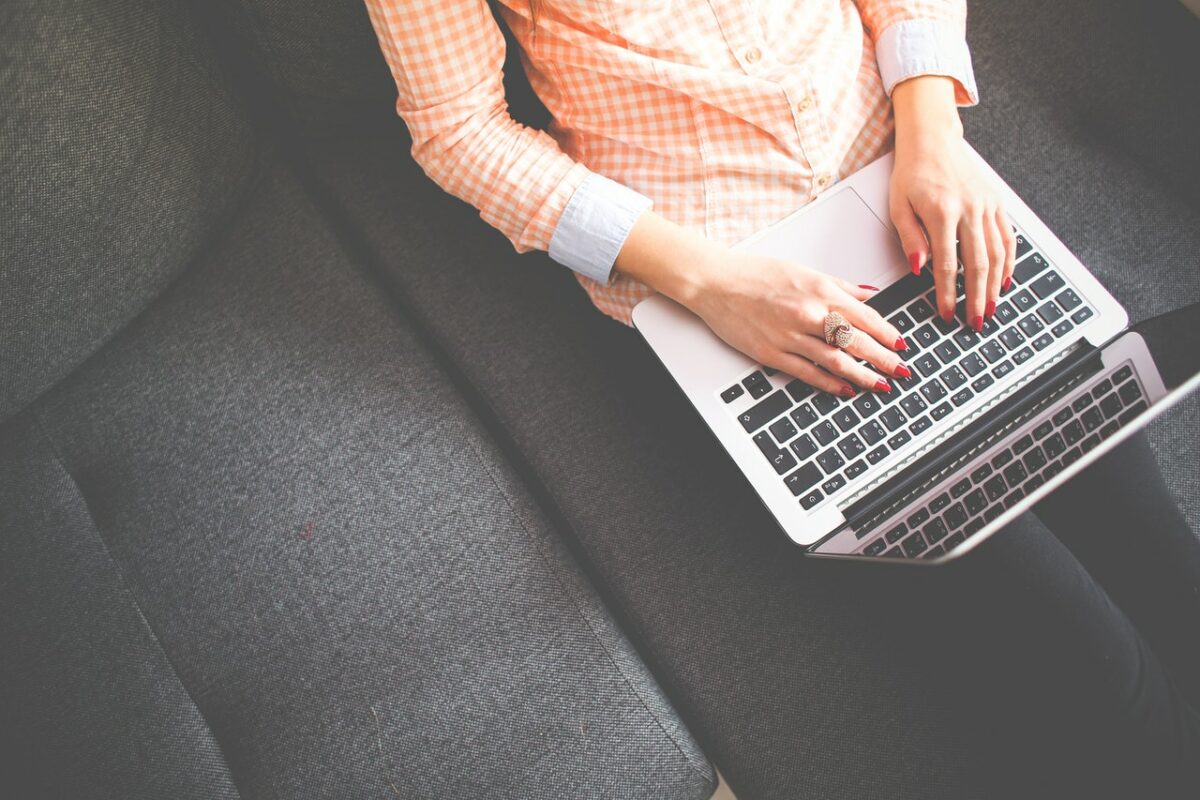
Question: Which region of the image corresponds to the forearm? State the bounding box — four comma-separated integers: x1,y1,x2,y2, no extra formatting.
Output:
613,210,722,307
892,75,963,157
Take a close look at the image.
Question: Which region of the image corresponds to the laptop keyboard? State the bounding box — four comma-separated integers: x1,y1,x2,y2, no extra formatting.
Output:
722,231,1096,512
855,361,1147,560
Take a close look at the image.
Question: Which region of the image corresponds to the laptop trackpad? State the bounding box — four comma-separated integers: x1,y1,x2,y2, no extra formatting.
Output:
735,187,907,289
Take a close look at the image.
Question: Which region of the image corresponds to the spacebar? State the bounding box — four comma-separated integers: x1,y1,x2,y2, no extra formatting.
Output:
865,270,935,318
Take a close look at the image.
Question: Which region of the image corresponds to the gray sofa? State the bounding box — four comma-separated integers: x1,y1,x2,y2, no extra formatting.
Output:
2,0,1197,798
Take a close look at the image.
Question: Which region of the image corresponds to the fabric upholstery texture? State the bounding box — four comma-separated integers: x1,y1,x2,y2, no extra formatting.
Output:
1,160,715,799
0,0,260,424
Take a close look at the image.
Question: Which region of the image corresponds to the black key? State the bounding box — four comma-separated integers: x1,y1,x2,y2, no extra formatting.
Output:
964,488,987,516
1113,365,1134,383
1072,394,1093,413
790,434,819,461
893,367,922,392
940,366,967,391
1023,446,1047,473
844,459,868,481
1033,421,1054,439
908,297,936,322
860,420,887,446
817,448,845,474
971,374,995,393
980,317,1000,337
791,403,819,428
1031,333,1054,351
1081,407,1103,432
1100,421,1119,438
992,450,1014,469
753,431,776,458
924,518,949,544
1118,401,1148,426
889,311,915,333
984,474,1008,501
832,407,860,432
1037,301,1064,324
1014,234,1032,260
1011,288,1036,314
1052,407,1073,426
934,340,961,364
1063,420,1085,445
864,270,935,317
721,384,745,403
933,313,958,336
742,370,770,398
902,531,928,557
739,390,792,433
907,507,931,528
950,388,973,407
970,463,993,483
901,394,928,417
1011,347,1034,366
960,353,986,377
1081,433,1100,453
784,379,813,403
852,393,882,419
950,478,972,498
885,523,909,544
953,329,980,351
785,463,822,495
999,327,1026,351
994,301,1018,325
1100,393,1122,419
800,489,824,509
1026,474,1045,493
1029,271,1066,300
1044,460,1064,480
883,547,904,558
945,502,969,530
769,416,798,443
880,407,907,431
1013,251,1049,284
1003,487,1026,509
865,445,889,465
912,324,939,350
964,518,986,535
768,447,797,475
812,420,839,445
887,431,912,449
944,531,966,550
980,340,1006,364
1118,381,1142,406
1044,433,1066,460
984,505,1005,523
864,538,888,557
1091,379,1113,400
930,492,952,513
1013,434,1034,454
764,367,779,376
930,401,953,421
822,474,847,494
1003,460,1028,486
1072,307,1094,325
914,353,941,377
1062,446,1082,466
920,379,948,403
838,433,866,459
909,415,932,436
812,392,840,415
1018,314,1045,337
1055,288,1082,311
1051,319,1074,338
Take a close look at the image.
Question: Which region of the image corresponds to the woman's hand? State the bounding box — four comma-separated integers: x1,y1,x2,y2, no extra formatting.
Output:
614,211,909,396
890,76,1015,331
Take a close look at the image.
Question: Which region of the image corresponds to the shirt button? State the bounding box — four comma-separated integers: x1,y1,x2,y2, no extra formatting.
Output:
816,173,832,188
796,96,814,112
744,47,761,64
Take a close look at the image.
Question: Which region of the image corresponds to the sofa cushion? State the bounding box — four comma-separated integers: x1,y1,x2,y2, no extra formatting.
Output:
0,158,715,800
0,0,261,423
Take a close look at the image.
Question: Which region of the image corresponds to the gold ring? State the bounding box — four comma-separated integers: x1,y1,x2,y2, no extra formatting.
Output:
823,311,855,349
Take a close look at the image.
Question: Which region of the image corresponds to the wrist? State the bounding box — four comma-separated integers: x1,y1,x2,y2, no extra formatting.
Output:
892,76,963,155
614,210,726,309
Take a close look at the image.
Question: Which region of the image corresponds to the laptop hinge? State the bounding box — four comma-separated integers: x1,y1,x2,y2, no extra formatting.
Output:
839,341,1104,534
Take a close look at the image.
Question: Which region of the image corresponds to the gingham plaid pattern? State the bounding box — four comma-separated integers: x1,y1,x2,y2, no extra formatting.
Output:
365,1,969,325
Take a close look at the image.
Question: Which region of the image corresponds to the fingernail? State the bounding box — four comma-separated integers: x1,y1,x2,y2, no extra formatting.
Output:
894,336,908,351
894,363,912,379
909,252,923,275
858,284,879,291
941,309,954,324
985,300,996,319
972,315,983,332
839,385,857,398
1001,275,1013,292
874,379,892,393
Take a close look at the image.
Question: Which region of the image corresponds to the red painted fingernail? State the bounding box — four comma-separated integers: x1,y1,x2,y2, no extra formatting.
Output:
972,315,983,332
1001,275,1012,292
839,385,857,398
941,309,954,324
909,253,923,275
894,363,912,379
894,336,908,351
858,284,879,291
985,300,996,319
874,379,892,393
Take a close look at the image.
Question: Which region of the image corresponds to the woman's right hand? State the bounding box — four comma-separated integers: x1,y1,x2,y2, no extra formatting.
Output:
687,248,910,396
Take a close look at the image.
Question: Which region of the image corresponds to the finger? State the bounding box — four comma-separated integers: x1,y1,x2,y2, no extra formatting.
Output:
767,349,856,398
834,296,907,353
997,209,1017,298
843,326,909,381
959,210,989,332
829,276,883,302
928,211,960,323
983,211,1008,319
792,336,893,393
891,196,930,276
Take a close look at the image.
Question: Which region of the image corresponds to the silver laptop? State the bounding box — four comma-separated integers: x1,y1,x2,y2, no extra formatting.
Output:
633,146,1200,564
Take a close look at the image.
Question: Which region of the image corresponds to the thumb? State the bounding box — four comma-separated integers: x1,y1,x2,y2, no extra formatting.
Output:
892,200,929,275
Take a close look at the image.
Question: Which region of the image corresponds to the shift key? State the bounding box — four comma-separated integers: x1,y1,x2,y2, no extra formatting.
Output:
738,389,792,433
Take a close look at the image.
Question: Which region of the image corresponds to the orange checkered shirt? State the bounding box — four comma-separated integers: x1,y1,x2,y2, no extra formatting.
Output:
365,1,977,325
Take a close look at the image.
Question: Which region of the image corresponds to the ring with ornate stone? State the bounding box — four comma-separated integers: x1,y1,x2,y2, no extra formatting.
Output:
822,311,856,349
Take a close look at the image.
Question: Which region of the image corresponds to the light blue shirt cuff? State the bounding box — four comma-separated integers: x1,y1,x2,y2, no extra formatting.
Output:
548,172,653,284
875,19,979,105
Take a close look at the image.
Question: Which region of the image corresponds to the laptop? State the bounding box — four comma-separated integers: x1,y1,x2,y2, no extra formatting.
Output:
633,146,1200,564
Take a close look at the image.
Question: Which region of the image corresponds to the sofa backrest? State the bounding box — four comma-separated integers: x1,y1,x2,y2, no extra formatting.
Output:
0,0,261,423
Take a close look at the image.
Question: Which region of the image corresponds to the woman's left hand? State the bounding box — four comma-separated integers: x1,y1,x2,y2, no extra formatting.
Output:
888,77,1016,331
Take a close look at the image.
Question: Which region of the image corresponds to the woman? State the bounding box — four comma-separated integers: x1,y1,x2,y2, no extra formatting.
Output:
365,0,1200,792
